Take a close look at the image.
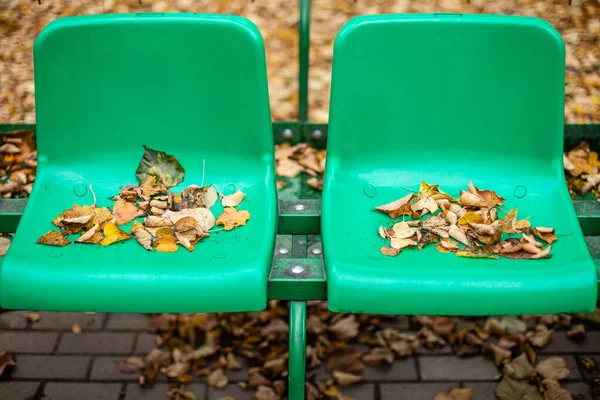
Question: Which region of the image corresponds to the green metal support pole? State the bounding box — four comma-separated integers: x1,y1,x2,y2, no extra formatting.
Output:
288,301,307,400
298,0,310,122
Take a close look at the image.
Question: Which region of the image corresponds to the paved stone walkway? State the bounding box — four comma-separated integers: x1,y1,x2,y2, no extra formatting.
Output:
0,311,598,399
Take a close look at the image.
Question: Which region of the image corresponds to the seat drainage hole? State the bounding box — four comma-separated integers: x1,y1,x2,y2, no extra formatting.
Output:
73,183,88,197
363,184,377,198
213,252,227,259
223,183,237,196
513,185,527,199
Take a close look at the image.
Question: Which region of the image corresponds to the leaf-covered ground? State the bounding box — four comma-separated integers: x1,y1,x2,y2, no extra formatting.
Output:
0,0,599,123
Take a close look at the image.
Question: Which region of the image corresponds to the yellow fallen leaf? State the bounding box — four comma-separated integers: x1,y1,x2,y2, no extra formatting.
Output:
86,207,115,230
411,195,438,216
435,238,458,253
154,234,178,252
498,208,517,234
100,223,132,246
449,224,468,245
419,182,453,201
175,216,197,232
37,230,70,247
276,158,304,178
532,228,558,244
113,199,138,226
163,208,215,232
276,181,288,190
216,208,251,230
455,242,497,259
53,205,95,234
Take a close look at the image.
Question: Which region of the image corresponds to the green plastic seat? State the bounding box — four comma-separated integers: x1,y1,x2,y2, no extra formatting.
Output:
322,14,598,315
0,13,277,313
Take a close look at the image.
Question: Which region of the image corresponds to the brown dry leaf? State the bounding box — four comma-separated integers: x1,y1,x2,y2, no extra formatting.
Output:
496,376,542,400
216,208,250,231
380,246,400,257
527,325,553,348
418,232,440,250
411,195,439,216
491,239,523,254
0,352,16,377
87,207,115,230
489,343,512,366
167,387,197,400
119,356,146,374
436,238,458,253
455,242,497,259
254,385,280,400
533,228,558,245
131,221,152,251
276,158,304,178
329,315,359,341
161,362,190,378
154,235,178,253
207,368,228,389
24,312,40,323
221,190,246,207
457,211,484,226
72,323,81,334
504,353,536,380
306,177,323,191
113,198,138,226
375,193,413,219
362,347,394,367
173,185,217,210
76,223,102,244
332,370,363,386
100,223,132,246
37,230,70,247
53,204,95,234
276,181,287,190
163,208,215,232
501,245,552,260
566,324,585,340
536,357,570,380
0,236,11,256
449,224,468,245
434,388,473,400
498,208,518,234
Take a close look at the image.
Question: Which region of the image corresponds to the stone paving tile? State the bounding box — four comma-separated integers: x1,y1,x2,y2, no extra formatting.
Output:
57,332,135,354
0,311,28,329
134,332,158,355
563,381,594,399
106,314,150,331
125,383,205,400
463,382,497,399
43,382,123,400
537,355,582,381
363,358,419,381
11,355,90,379
208,384,253,400
419,356,498,381
0,381,40,400
0,331,59,353
30,312,106,330
89,357,139,381
340,383,375,400
380,383,457,400
540,332,600,354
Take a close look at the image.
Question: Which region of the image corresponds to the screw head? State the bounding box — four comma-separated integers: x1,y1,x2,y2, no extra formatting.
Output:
291,265,304,274
311,247,322,255
278,247,289,255
294,204,305,211
312,129,323,139
282,128,293,139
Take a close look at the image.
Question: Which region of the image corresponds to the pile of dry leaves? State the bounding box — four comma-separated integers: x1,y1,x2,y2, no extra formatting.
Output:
376,182,555,260
0,129,36,198
118,303,600,400
565,141,600,198
275,143,325,191
36,146,250,252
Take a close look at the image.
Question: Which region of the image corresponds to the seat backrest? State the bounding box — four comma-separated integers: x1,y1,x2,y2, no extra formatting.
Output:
34,13,274,186
325,14,564,186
